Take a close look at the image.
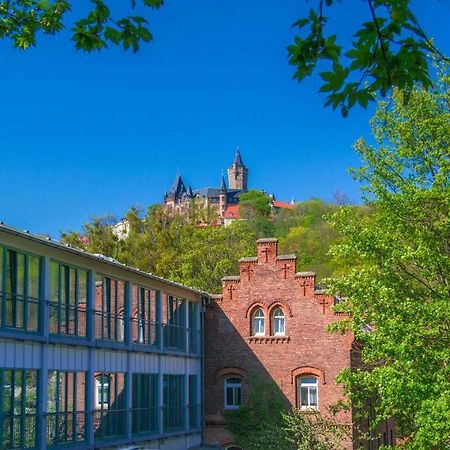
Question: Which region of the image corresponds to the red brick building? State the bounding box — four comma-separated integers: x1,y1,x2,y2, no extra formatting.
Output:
204,238,394,449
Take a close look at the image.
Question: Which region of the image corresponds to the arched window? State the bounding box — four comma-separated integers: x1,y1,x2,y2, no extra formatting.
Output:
95,374,110,408
272,307,285,335
297,376,318,409
252,308,265,336
224,377,242,409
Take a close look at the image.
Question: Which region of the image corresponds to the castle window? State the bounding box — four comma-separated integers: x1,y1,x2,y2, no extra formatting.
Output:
272,307,285,335
224,377,242,409
297,376,319,409
252,308,265,336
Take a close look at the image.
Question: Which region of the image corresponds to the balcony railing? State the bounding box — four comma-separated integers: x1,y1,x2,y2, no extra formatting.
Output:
46,411,86,446
0,293,40,333
48,303,87,337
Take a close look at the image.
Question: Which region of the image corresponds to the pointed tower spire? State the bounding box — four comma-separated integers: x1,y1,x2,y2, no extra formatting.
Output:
234,146,244,166
168,172,187,199
220,170,227,192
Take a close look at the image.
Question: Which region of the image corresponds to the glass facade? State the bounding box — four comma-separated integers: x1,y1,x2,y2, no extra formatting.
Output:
132,373,158,435
95,275,125,342
0,248,41,332
164,296,186,351
0,234,203,450
163,375,184,432
47,371,86,446
0,369,38,449
49,262,88,337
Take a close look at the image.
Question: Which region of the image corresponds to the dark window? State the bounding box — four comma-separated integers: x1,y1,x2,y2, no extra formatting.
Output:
0,248,40,332
132,373,158,435
47,371,86,446
0,368,38,449
132,286,159,346
224,377,242,409
188,301,199,354
94,275,125,342
49,262,87,336
94,373,126,441
164,296,186,351
163,374,184,432
189,375,199,429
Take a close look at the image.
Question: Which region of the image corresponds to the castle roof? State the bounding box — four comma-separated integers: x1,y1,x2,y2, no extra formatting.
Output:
168,173,187,199
220,174,227,192
233,148,244,166
224,204,240,220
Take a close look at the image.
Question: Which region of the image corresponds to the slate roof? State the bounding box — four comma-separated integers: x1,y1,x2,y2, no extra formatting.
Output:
168,173,187,198
233,148,244,166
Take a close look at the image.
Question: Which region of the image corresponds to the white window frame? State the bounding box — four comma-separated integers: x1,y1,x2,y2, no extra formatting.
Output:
224,377,242,410
272,307,285,336
297,376,319,410
95,375,110,408
252,308,265,336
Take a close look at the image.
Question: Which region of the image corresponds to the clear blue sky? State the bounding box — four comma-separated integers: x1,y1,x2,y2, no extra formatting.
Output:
1,0,449,237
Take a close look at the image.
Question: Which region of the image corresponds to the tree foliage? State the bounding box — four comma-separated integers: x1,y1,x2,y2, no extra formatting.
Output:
61,204,256,293
289,0,448,116
327,66,450,447
0,0,163,51
225,372,348,450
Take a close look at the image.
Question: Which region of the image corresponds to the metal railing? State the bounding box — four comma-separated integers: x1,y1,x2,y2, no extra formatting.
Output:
130,317,160,347
94,311,125,342
46,411,86,446
1,413,37,449
0,294,40,332
48,303,87,337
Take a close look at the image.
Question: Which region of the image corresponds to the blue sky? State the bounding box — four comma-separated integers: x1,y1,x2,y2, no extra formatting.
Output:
1,0,449,237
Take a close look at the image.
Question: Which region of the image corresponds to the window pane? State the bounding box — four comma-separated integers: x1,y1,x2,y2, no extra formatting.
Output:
302,377,317,384
300,387,309,406
310,387,318,406
226,387,234,406
235,386,242,405
28,256,40,299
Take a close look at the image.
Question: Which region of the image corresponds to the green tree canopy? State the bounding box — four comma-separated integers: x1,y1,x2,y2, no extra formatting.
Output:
0,0,163,51
4,1,447,117
289,0,449,115
328,66,450,447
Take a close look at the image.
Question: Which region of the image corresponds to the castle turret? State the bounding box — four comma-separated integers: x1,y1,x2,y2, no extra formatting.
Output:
227,147,248,191
219,174,228,220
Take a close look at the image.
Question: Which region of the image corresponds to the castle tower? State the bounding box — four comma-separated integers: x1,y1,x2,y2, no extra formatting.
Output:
219,173,228,220
227,147,248,191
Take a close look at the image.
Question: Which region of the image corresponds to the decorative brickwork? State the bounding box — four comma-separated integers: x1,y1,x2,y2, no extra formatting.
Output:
204,238,396,449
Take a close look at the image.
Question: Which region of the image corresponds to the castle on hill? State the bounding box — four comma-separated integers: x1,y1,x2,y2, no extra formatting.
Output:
164,148,249,224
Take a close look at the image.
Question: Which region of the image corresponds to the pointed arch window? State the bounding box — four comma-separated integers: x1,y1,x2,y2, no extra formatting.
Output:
252,308,265,336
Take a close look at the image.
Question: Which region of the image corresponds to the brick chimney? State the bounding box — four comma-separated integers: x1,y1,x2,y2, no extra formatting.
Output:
257,238,278,264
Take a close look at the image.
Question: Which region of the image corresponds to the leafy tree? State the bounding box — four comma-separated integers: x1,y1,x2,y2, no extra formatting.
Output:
61,204,256,292
61,214,120,257
327,66,450,447
239,189,274,238
274,198,352,280
289,0,449,116
224,372,291,450
0,0,163,51
225,372,348,450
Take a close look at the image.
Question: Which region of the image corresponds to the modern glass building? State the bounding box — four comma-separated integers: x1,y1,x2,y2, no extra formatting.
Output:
0,223,205,449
